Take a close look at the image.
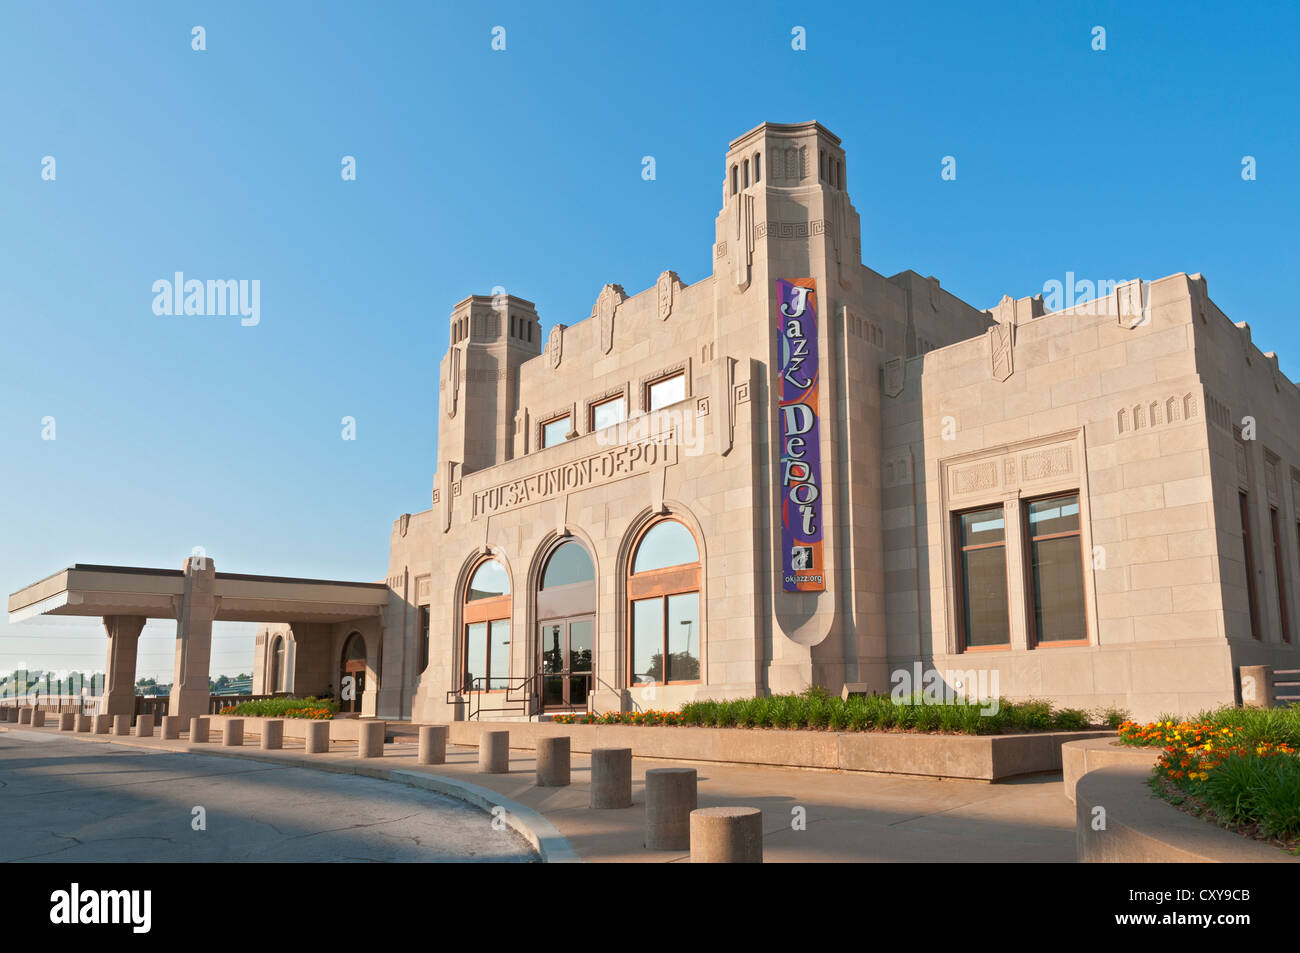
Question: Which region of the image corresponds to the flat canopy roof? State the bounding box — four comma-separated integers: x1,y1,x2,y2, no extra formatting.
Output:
8,564,389,625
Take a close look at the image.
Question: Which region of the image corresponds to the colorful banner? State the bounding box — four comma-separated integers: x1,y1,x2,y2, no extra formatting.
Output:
777,278,825,592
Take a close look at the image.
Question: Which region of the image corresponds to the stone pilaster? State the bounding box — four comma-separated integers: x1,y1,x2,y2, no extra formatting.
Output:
102,615,145,717
169,556,216,722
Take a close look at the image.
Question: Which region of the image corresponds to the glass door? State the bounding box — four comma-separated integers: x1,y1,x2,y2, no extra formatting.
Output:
538,616,594,709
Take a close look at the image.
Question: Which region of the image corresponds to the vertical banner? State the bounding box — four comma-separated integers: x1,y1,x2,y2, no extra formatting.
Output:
777,278,826,592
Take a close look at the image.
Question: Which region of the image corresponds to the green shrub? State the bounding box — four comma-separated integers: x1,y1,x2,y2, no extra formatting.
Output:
1051,708,1091,731
218,696,337,719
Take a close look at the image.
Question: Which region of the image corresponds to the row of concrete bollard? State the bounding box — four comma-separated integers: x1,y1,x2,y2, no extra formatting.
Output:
476,729,761,862
7,707,759,861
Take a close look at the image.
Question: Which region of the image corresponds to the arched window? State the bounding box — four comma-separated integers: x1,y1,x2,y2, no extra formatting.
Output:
464,558,511,691
270,635,284,693
730,163,738,195
542,541,595,590
628,519,701,686
753,151,761,183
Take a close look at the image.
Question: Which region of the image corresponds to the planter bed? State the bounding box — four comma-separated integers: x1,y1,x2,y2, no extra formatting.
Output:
1075,764,1300,862
446,721,1111,782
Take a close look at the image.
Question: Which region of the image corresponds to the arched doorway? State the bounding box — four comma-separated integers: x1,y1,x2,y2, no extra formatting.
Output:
536,539,595,710
269,635,284,694
340,631,366,714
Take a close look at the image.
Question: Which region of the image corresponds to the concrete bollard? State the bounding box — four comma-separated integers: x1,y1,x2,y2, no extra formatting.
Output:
1239,664,1274,708
261,719,284,750
94,714,112,734
536,736,571,787
31,709,46,728
690,807,763,863
417,725,448,765
358,721,386,758
304,720,330,753
645,768,698,850
189,717,209,743
75,714,93,733
58,712,75,731
222,719,244,747
160,715,181,740
590,747,633,809
479,730,509,773
113,714,131,736
18,707,32,725
135,714,155,738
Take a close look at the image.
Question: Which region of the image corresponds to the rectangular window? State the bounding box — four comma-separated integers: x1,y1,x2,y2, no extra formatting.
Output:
630,597,663,684
590,395,626,432
541,415,570,448
464,619,510,690
1271,508,1290,643
1240,492,1260,640
647,372,685,412
1026,494,1087,644
955,506,1010,649
666,592,701,682
419,605,430,671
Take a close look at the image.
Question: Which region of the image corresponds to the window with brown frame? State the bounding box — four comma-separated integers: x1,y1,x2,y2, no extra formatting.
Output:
541,414,571,449
1240,492,1260,640
954,505,1010,649
590,394,626,432
1025,494,1087,645
646,372,685,412
463,559,511,690
628,519,701,685
1270,507,1290,643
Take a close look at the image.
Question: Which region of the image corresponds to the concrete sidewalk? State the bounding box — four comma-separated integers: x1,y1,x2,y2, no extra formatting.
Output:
1,722,1077,862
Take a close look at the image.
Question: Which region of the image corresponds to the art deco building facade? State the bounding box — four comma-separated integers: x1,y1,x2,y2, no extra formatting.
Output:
231,119,1299,723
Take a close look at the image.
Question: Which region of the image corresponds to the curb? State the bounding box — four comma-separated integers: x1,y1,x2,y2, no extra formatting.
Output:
1,726,579,863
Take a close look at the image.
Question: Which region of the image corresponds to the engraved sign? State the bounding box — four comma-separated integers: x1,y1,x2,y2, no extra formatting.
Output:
472,431,678,518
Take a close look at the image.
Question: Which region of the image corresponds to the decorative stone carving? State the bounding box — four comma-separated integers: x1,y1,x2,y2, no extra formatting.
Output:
927,276,941,312
1116,279,1147,329
989,322,1015,382
952,462,997,495
733,194,754,291
882,357,905,398
1022,446,1072,482
446,347,460,419
593,285,626,355
398,513,410,538
1236,321,1252,365
657,270,679,321
547,323,566,369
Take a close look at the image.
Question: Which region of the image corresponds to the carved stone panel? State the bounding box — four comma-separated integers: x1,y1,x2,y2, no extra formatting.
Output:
657,270,679,321
989,322,1015,382
882,357,905,398
592,284,626,355
547,323,566,369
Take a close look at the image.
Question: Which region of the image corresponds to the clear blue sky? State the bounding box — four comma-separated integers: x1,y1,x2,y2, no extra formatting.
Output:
2,1,1296,680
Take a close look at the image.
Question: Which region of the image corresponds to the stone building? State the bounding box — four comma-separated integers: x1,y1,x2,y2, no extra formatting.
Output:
12,120,1299,723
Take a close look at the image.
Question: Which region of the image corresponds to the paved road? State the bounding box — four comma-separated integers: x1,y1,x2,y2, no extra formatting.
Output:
0,732,536,862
